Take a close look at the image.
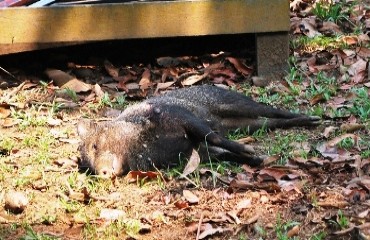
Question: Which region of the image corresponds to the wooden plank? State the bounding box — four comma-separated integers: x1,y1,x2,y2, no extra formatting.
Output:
0,0,288,54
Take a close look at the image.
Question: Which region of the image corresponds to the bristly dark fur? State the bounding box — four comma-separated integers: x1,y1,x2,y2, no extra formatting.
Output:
77,85,320,177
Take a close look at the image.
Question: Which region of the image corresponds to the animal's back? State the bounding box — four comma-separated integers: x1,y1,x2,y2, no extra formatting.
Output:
156,85,257,107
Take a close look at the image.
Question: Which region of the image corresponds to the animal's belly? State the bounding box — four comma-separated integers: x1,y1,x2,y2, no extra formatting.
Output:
128,134,194,171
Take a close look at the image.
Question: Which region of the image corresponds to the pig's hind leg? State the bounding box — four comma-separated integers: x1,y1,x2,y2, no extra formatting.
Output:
221,115,321,134
176,108,263,166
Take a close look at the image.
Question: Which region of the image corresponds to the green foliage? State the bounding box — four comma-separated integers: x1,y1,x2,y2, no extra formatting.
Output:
266,132,308,165
350,87,370,121
115,94,127,109
291,35,346,51
99,92,113,108
310,231,327,240
20,225,60,240
337,137,355,149
312,1,345,22
65,88,78,102
337,210,349,229
308,105,325,118
305,72,338,101
59,198,83,213
255,224,267,237
361,149,370,158
275,214,300,240
0,136,16,154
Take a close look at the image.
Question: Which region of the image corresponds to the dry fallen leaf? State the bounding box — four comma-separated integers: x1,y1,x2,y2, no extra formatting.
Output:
182,149,201,177
183,190,199,204
154,81,175,94
198,223,231,239
94,84,105,100
322,126,338,138
47,117,62,126
45,69,92,93
0,107,10,119
226,57,253,76
327,133,359,148
139,68,152,90
181,74,207,86
0,118,22,128
125,171,159,183
310,93,325,105
103,59,120,78
347,58,367,83
340,123,365,132
174,200,189,209
45,69,74,87
287,225,300,238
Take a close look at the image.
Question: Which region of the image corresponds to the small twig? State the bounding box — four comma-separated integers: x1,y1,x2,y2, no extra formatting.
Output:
0,66,17,80
174,169,199,187
196,212,204,240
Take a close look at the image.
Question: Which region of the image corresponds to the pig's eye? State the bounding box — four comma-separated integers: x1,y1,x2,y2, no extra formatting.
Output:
92,144,97,150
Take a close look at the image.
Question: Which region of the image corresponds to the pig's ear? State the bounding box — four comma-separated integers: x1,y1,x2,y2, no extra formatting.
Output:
77,120,96,140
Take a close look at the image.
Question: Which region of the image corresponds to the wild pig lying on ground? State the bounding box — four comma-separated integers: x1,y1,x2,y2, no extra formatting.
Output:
77,85,320,177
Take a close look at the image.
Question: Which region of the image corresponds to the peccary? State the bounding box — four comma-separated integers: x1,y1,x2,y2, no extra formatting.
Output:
77,85,320,177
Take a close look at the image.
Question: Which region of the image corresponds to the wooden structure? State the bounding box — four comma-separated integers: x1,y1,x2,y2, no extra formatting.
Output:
0,0,289,77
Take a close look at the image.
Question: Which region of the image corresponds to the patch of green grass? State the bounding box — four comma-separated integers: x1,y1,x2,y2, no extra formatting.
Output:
337,137,355,149
10,104,62,130
266,132,309,165
308,105,326,118
65,89,79,102
328,107,351,119
310,231,327,240
361,147,370,159
85,175,114,193
291,35,346,51
22,130,56,165
254,224,267,238
228,128,251,140
0,136,16,154
22,135,38,148
99,92,113,108
59,198,83,213
20,224,60,240
350,87,370,122
102,221,125,239
83,221,98,239
328,210,350,230
275,214,300,240
286,60,304,85
41,215,57,225
49,101,65,114
123,219,142,237
13,167,42,187
312,1,345,23
113,94,127,109
305,72,338,102
236,232,248,240
337,210,349,229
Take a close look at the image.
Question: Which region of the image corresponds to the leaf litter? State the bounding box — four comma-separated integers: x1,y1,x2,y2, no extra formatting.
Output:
0,1,369,239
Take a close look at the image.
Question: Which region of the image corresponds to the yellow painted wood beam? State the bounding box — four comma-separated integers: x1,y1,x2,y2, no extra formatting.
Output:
0,0,288,54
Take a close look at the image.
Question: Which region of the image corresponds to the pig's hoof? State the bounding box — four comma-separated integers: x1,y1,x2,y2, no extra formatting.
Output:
248,156,264,167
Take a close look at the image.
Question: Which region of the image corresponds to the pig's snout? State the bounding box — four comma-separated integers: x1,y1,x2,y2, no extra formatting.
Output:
96,153,123,177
